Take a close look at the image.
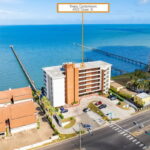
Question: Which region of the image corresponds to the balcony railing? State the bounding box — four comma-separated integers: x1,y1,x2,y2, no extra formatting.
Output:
79,85,100,91
79,77,100,83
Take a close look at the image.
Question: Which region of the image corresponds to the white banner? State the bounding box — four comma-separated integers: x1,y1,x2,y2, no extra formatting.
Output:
57,3,110,13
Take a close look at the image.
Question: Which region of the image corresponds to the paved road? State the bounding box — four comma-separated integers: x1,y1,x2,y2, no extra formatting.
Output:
38,126,143,150
116,111,150,147
38,110,150,150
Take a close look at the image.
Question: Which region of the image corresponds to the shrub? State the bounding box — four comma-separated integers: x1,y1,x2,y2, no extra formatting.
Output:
59,114,64,119
118,102,121,105
55,107,59,112
70,117,73,120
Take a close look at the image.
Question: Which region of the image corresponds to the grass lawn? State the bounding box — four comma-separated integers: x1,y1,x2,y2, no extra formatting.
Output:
117,101,130,110
112,73,132,86
59,133,77,140
62,117,76,129
112,71,150,86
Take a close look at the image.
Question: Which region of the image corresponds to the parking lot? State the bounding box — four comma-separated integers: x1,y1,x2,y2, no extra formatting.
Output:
63,95,135,124
91,96,135,120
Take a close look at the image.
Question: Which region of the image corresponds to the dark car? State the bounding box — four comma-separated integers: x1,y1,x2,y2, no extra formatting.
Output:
82,124,92,129
108,95,117,100
99,104,107,109
60,106,68,113
83,108,90,112
95,101,102,106
61,109,68,113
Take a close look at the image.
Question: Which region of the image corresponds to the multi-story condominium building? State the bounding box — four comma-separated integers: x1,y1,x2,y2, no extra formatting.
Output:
43,61,112,107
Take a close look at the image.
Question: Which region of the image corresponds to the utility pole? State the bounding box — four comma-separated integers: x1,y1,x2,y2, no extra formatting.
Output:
79,123,82,150
148,55,150,72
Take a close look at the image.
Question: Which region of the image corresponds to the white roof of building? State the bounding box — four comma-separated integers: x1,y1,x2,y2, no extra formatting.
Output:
76,61,112,70
136,93,150,99
43,66,65,79
43,61,112,79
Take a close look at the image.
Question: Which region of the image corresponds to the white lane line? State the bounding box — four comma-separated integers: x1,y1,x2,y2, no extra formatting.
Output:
112,127,118,130
129,137,134,140
139,144,144,147
126,135,131,138
120,131,125,135
135,141,140,145
109,124,114,127
123,134,128,136
142,146,147,149
132,139,137,142
114,128,120,131
117,130,122,133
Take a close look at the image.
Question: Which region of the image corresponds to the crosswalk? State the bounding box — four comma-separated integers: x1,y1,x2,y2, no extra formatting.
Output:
109,123,148,150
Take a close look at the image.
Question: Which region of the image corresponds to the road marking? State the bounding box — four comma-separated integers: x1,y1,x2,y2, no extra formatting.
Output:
114,128,120,131
123,133,128,136
109,124,114,127
136,141,140,145
117,130,122,133
129,137,134,140
142,146,147,149
139,144,144,147
132,139,137,142
112,127,118,129
126,135,131,138
120,131,125,134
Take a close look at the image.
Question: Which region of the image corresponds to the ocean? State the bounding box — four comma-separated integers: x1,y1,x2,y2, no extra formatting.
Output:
0,24,150,91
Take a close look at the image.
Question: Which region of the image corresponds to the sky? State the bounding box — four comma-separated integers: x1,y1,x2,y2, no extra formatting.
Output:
0,0,150,25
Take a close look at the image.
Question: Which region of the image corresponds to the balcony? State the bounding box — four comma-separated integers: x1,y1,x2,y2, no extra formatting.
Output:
79,85,100,91
79,68,100,73
79,80,100,87
79,73,100,79
79,76,100,83
79,88,100,95
79,69,100,75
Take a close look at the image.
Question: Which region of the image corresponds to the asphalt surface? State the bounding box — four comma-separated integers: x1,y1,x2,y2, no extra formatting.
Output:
117,111,150,146
38,110,150,150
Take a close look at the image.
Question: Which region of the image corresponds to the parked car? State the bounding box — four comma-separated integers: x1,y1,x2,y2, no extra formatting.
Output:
60,106,68,113
99,104,107,109
83,108,90,112
108,95,117,100
95,101,102,106
61,109,68,113
82,124,92,129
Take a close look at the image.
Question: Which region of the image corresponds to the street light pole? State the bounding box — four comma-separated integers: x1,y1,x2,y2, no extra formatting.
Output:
79,123,82,150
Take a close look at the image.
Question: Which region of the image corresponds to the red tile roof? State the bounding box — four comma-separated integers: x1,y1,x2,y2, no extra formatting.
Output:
0,87,33,104
9,101,36,120
0,122,5,132
11,87,33,101
0,91,11,104
0,101,36,132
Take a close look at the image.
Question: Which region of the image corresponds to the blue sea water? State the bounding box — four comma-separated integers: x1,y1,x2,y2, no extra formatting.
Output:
0,24,150,91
